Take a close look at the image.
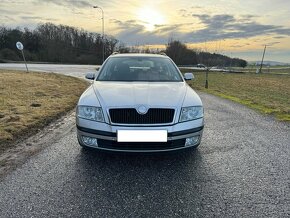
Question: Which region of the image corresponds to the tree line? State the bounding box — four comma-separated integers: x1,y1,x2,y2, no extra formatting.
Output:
0,23,118,64
0,23,247,67
165,40,247,68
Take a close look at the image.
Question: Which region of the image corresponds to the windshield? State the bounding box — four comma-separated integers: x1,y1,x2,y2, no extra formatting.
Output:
97,56,183,82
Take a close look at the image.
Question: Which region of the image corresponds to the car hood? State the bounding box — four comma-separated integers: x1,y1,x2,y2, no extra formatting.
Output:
93,81,187,108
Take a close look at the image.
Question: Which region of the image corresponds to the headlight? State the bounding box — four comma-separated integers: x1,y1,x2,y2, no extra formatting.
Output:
179,106,203,122
77,106,104,122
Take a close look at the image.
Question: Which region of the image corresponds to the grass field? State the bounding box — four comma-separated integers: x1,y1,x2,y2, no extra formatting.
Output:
231,66,290,74
0,70,88,153
180,69,290,121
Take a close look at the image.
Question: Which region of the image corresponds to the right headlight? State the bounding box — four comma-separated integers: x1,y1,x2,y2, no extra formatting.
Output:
77,106,104,122
179,106,203,122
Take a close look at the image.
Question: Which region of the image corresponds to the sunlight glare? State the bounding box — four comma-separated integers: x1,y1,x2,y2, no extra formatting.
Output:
137,7,165,31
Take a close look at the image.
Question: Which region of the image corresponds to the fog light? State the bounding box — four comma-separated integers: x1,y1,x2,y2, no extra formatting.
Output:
185,136,200,146
82,136,98,146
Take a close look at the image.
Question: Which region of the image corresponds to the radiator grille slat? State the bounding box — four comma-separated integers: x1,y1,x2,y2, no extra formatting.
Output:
109,108,175,124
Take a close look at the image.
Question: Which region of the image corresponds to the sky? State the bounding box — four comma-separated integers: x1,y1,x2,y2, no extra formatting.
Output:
1,0,290,62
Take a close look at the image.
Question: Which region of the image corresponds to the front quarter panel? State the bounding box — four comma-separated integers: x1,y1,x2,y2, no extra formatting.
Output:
182,85,203,107
78,84,101,107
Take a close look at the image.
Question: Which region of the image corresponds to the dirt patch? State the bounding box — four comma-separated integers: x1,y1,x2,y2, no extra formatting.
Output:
30,103,42,107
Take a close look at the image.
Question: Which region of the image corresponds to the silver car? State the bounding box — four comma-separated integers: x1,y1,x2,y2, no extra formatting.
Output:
76,53,204,152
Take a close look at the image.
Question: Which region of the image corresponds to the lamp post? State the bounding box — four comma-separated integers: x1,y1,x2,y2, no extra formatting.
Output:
93,5,105,63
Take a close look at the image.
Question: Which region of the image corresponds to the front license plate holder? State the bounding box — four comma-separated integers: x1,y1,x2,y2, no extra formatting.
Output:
117,130,167,142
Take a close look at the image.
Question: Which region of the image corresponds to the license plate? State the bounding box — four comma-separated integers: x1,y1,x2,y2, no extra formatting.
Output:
117,130,167,142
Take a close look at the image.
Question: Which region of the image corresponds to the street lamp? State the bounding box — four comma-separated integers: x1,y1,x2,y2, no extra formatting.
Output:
93,5,105,63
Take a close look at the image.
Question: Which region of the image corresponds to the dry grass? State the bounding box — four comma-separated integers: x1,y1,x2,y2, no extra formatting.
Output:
0,70,88,152
232,66,290,74
180,69,290,121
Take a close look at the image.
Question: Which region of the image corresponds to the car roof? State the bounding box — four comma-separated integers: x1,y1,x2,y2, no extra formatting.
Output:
109,53,169,58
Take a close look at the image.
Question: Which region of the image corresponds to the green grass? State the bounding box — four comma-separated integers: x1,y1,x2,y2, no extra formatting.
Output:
180,69,290,121
0,70,88,153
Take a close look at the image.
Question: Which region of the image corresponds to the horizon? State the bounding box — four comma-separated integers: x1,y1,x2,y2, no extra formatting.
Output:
1,0,290,63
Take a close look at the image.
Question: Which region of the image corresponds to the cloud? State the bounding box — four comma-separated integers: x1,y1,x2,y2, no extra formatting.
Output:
0,9,11,14
179,9,190,17
266,41,281,46
112,11,290,45
0,0,24,4
0,15,16,22
109,19,175,44
21,16,44,20
0,8,22,15
20,16,59,22
273,36,286,39
187,14,290,42
36,0,93,8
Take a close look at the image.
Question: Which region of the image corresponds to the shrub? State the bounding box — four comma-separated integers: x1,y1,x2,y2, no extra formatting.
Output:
0,48,21,61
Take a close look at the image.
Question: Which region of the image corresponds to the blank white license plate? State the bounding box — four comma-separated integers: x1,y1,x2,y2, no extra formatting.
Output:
117,130,167,142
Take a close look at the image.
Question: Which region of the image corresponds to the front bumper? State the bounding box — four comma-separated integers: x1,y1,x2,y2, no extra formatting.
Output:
76,118,204,152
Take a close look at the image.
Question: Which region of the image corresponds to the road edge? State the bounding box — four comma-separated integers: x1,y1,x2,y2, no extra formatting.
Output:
0,110,76,179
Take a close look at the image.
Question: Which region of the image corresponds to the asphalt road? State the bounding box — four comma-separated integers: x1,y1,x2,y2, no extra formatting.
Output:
0,64,289,217
0,63,99,78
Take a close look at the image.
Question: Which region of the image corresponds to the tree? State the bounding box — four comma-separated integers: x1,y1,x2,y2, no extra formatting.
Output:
118,43,130,53
165,40,187,64
240,60,247,68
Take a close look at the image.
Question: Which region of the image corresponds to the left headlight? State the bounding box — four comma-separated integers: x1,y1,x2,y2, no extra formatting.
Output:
77,106,105,122
179,106,203,122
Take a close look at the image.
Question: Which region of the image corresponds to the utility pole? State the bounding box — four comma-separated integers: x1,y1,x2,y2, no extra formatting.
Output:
204,40,209,89
259,45,267,74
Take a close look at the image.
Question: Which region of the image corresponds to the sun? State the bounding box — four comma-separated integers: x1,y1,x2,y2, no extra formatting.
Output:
137,7,165,31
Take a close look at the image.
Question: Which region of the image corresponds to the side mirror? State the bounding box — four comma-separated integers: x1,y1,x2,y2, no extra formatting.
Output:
184,73,194,80
85,72,95,80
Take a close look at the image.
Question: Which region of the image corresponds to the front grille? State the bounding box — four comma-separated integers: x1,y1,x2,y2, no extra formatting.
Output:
97,139,186,151
109,108,175,124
